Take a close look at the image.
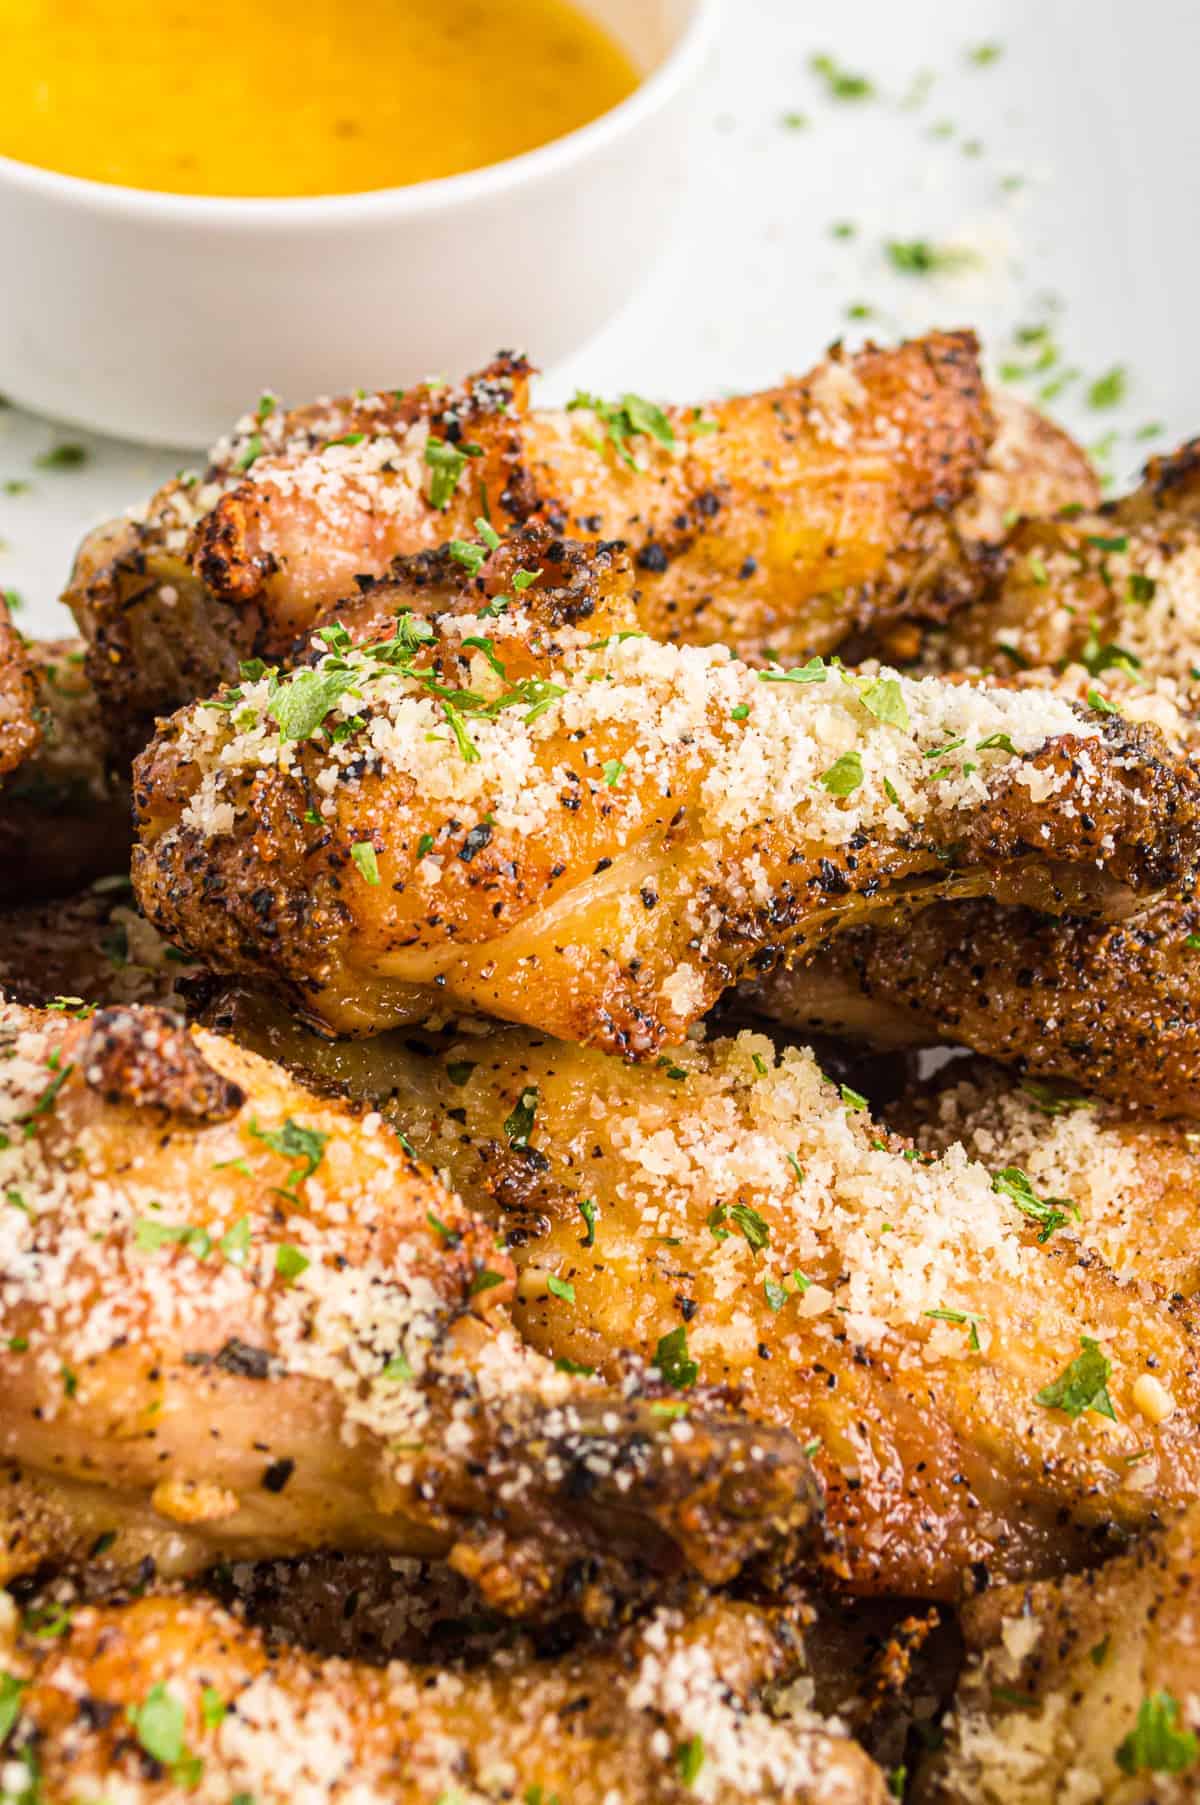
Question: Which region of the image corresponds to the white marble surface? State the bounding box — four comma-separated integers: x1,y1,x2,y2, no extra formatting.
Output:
3,0,1197,634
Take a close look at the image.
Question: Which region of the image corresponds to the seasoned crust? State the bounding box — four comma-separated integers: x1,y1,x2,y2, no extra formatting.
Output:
129,575,1200,1051
63,337,998,764
916,1503,1200,1803
0,1001,822,1617
79,1003,245,1119
755,893,1200,1119
0,1590,885,1805
203,1004,1200,1601
0,594,40,778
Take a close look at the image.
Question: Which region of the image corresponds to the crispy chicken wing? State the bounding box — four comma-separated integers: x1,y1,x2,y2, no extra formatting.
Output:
64,336,999,757
130,591,1200,1052
891,1059,1200,1295
0,1000,820,1614
749,891,1200,1119
207,1003,1200,1599
0,1589,884,1805
916,1504,1200,1803
927,437,1200,684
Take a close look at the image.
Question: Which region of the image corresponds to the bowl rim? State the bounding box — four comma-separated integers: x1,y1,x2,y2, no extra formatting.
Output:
0,0,720,226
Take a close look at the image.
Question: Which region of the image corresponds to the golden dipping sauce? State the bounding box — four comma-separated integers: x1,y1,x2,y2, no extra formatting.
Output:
1,0,640,197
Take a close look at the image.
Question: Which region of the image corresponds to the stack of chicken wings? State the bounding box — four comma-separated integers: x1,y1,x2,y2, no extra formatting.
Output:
0,328,1197,1803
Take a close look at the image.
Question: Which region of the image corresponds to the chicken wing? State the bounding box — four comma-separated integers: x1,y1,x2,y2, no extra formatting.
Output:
0,1588,884,1805
0,1000,820,1614
204,1002,1200,1600
749,892,1200,1119
130,591,1200,1051
927,436,1200,684
916,1504,1200,1803
65,335,1009,756
890,1058,1200,1295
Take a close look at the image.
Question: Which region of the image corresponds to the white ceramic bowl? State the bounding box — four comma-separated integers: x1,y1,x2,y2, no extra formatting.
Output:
0,0,717,447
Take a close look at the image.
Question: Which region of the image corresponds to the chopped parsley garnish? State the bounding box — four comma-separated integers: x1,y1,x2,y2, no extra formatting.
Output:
201,1686,227,1728
602,758,626,786
446,1060,475,1086
757,656,827,685
218,1217,252,1266
1088,688,1120,715
425,435,483,509
1128,572,1157,605
577,1195,597,1248
555,1356,594,1376
780,110,809,130
567,390,675,467
426,1210,462,1247
820,750,863,795
248,1116,329,1194
840,1084,868,1112
859,676,909,729
884,239,978,276
1116,1692,1197,1776
967,41,1003,64
1035,1336,1116,1421
351,841,380,885
730,1203,770,1251
274,1244,310,1282
925,1307,981,1351
134,1217,213,1259
504,1087,538,1148
233,433,262,473
127,1683,193,1776
1019,1079,1093,1117
0,1672,26,1741
546,1274,575,1303
763,1276,787,1313
654,1323,698,1389
1087,366,1128,409
382,1352,414,1381
326,432,365,449
676,1736,705,1786
469,1268,505,1295
1081,619,1141,678
809,52,874,99
992,1166,1079,1242
35,442,88,471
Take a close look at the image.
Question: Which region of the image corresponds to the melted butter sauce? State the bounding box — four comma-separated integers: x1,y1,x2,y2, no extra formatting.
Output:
2,0,639,197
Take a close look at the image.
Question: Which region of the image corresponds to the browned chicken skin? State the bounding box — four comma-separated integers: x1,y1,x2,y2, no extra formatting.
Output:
916,1503,1200,1803
207,999,1200,1601
129,555,1200,1051
65,337,1101,774
0,1000,821,1616
926,435,1200,682
0,1589,885,1804
751,891,1200,1119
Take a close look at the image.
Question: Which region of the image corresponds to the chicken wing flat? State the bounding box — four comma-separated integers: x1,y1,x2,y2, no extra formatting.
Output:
927,436,1200,684
0,1588,884,1805
205,1003,1200,1600
65,334,1018,756
750,891,1200,1119
891,1058,1200,1296
0,1000,820,1613
129,593,1200,1051
916,1504,1200,1803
